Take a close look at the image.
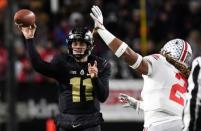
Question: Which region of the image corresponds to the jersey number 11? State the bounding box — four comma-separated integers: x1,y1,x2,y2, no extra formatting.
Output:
70,77,93,102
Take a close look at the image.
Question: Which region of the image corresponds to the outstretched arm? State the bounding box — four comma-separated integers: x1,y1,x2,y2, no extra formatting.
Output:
18,25,59,78
90,6,151,75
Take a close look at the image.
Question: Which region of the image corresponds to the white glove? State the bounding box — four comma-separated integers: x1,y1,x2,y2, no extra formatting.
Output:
119,93,141,111
90,5,105,30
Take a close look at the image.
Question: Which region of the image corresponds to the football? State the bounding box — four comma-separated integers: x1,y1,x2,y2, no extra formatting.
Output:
14,9,35,27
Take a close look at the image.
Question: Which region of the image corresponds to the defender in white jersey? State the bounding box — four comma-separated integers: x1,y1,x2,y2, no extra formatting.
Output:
90,5,192,131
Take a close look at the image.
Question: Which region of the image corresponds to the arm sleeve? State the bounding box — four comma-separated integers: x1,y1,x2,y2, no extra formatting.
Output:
26,38,59,78
91,62,111,102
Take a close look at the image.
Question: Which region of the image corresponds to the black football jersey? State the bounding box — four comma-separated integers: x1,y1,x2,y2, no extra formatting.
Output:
26,39,111,114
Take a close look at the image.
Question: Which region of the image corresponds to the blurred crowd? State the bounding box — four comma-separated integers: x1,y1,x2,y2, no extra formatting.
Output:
1,0,201,83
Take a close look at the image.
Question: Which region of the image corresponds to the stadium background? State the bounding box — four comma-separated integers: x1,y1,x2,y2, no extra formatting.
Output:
0,0,201,131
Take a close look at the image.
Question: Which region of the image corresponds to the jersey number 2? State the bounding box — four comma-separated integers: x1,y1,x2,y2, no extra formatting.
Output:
70,77,93,102
169,73,187,106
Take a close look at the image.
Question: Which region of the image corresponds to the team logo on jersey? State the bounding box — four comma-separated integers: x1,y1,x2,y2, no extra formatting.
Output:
70,71,77,74
80,69,85,75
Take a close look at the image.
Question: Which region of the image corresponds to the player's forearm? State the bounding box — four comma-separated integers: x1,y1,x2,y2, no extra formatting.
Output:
96,28,137,64
26,39,44,68
92,77,109,102
96,28,148,74
91,64,110,102
26,39,58,77
92,62,111,102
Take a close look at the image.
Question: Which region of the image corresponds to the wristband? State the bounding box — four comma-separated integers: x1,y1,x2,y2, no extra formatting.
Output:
115,42,128,57
130,54,143,69
96,28,115,45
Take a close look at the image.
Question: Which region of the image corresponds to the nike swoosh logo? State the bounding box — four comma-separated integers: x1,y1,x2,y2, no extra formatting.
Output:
72,124,81,128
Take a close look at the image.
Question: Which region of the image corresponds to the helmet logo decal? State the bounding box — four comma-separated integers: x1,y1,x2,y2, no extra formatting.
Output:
80,69,85,75
70,71,77,75
180,41,188,63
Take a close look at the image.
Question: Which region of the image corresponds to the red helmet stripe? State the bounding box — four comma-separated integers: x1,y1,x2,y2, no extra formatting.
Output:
180,41,188,62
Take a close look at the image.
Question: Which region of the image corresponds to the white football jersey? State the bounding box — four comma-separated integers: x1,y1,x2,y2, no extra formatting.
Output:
141,54,188,126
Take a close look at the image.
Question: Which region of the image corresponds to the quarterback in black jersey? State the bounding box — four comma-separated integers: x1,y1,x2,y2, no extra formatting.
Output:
18,25,111,131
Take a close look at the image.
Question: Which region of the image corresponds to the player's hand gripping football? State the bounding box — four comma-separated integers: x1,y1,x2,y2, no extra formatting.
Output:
90,5,105,30
87,61,98,78
119,93,140,111
17,24,36,39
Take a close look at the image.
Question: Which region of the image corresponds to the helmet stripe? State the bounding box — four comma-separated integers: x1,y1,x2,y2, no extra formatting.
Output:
180,41,188,62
